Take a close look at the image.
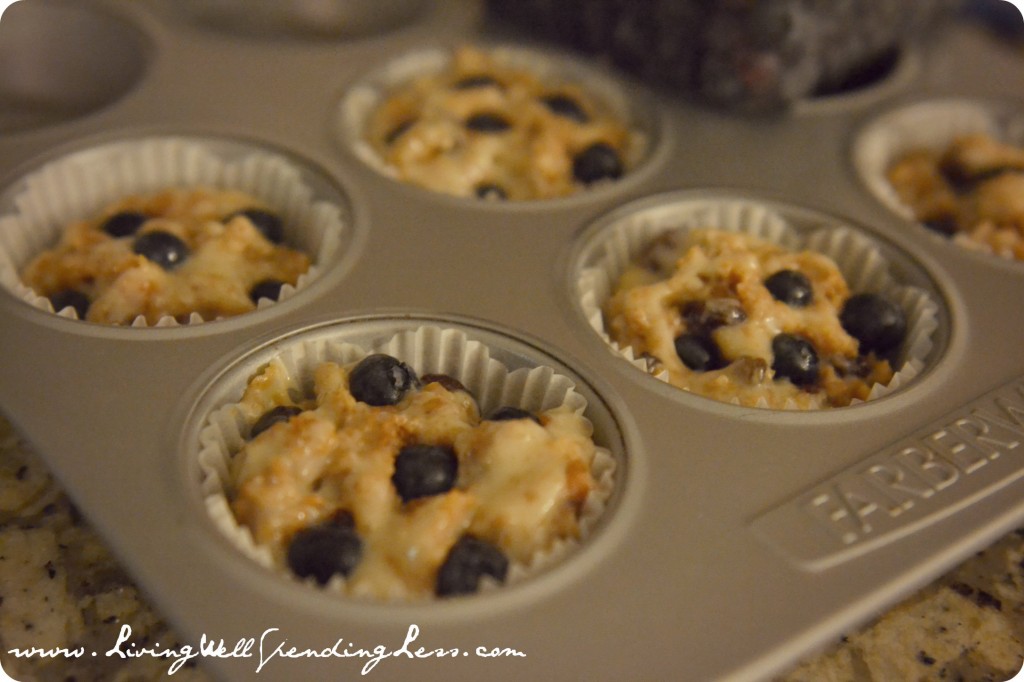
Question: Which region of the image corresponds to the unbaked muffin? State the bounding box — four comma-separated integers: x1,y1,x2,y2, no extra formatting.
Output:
19,187,310,326
364,45,636,201
226,351,604,599
886,133,1024,261
603,228,909,409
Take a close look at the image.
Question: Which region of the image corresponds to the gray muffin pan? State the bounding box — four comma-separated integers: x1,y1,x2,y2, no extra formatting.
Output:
1,1,1023,680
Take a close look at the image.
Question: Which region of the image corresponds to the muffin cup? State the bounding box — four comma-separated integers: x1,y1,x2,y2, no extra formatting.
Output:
574,194,940,409
853,97,1024,260
0,0,150,134
197,324,617,600
336,42,652,199
0,136,348,326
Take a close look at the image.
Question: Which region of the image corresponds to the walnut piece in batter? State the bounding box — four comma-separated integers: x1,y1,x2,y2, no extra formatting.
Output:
20,187,311,325
604,229,904,409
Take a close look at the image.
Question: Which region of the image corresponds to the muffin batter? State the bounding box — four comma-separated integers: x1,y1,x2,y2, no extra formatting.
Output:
366,46,634,201
604,228,905,409
228,353,599,600
886,133,1024,261
20,187,311,325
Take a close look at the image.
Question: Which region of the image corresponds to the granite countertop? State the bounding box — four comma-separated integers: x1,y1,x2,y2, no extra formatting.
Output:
1,413,1022,682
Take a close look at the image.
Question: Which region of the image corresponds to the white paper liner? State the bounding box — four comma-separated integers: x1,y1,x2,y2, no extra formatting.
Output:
0,136,348,326
853,98,1024,259
197,325,617,601
337,43,650,192
576,197,939,410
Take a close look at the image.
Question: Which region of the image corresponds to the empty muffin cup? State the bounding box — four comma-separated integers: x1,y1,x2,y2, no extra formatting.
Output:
853,98,1024,263
0,0,150,134
337,43,652,202
0,136,349,327
573,193,941,410
196,323,618,601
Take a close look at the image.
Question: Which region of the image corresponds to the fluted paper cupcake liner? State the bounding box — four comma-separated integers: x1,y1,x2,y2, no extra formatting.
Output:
197,325,617,601
576,195,940,409
0,136,348,326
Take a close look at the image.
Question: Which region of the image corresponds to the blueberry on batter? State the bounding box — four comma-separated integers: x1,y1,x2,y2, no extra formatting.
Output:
287,513,362,585
840,293,907,355
771,334,820,387
348,354,420,406
392,444,459,503
132,231,190,270
573,142,623,184
101,211,148,238
232,208,284,244
486,406,540,423
764,269,813,307
49,289,91,319
436,535,509,597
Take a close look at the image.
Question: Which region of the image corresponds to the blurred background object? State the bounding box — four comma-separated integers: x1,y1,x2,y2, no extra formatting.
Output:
963,0,1024,42
175,0,427,40
485,0,968,112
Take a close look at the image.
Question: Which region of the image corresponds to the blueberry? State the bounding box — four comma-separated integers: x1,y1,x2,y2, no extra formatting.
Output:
348,354,420,406
764,269,813,307
922,215,959,237
420,374,469,394
485,406,540,424
250,405,304,439
771,334,820,387
392,444,458,503
938,160,1006,192
385,118,416,145
474,183,507,201
839,293,907,355
674,333,724,372
286,514,362,585
231,208,284,244
465,113,511,133
938,161,974,191
132,231,190,269
539,93,589,123
436,535,508,597
572,142,623,185
453,74,501,89
49,289,90,319
101,211,148,238
249,278,285,304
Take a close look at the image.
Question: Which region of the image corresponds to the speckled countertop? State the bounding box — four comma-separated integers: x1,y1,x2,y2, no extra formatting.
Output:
1,413,1022,682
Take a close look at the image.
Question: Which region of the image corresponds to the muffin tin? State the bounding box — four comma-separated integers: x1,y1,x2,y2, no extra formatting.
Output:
1,1,1022,680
